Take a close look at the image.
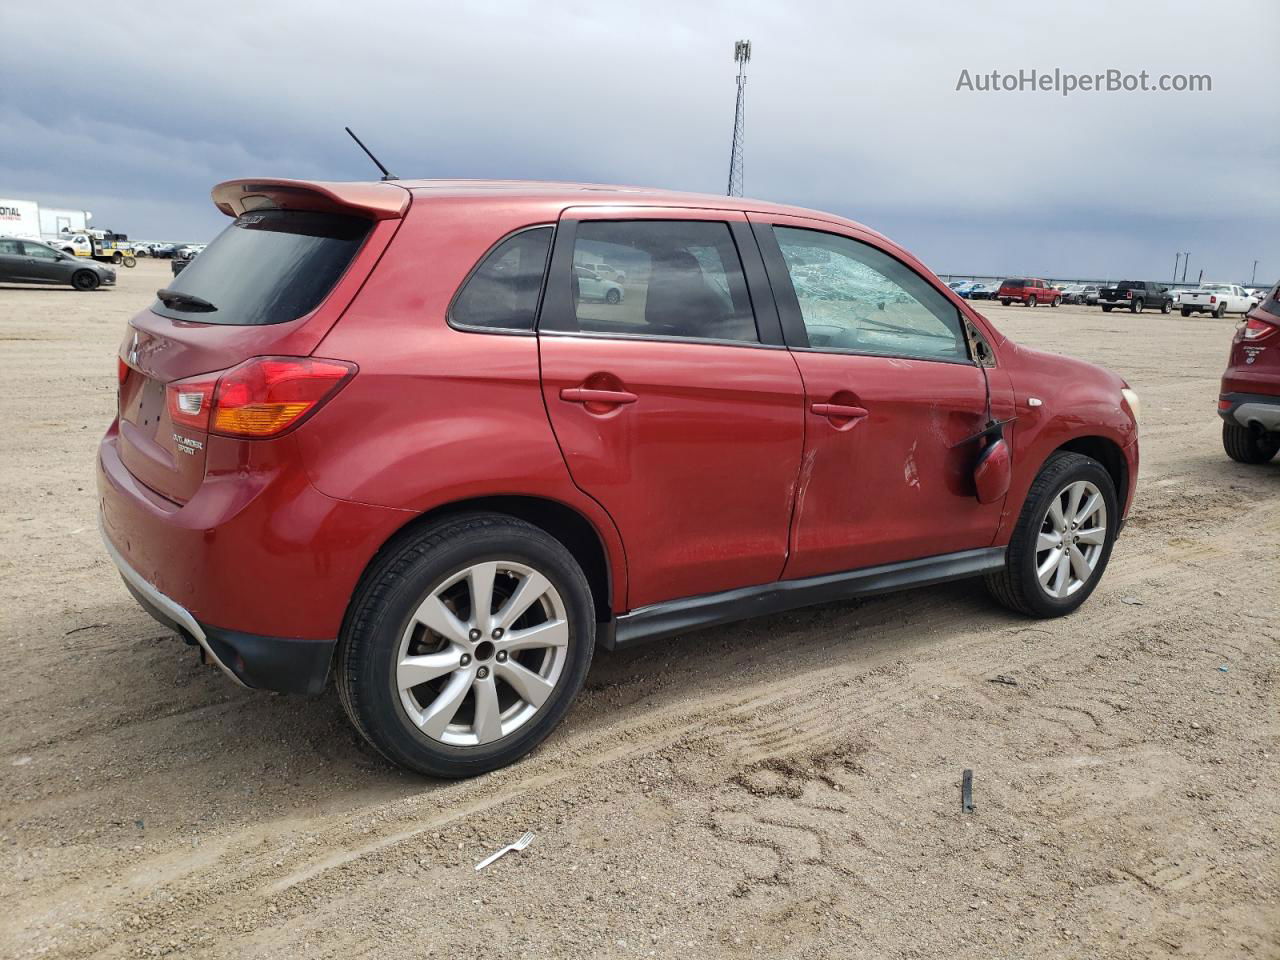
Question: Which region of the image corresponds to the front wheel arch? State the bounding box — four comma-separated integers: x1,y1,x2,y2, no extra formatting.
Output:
1045,436,1129,522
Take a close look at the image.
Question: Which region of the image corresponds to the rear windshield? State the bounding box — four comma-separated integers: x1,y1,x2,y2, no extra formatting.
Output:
1117,281,1143,289
151,210,371,325
1001,279,1025,287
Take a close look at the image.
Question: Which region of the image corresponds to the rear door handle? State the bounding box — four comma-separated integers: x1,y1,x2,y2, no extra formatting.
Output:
560,387,638,406
810,402,868,419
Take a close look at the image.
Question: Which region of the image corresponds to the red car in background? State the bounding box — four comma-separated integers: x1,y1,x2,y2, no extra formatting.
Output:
98,178,1139,776
997,278,1062,308
1220,282,1280,463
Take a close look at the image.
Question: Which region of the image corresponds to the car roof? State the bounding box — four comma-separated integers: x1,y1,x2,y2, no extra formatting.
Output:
212,177,892,244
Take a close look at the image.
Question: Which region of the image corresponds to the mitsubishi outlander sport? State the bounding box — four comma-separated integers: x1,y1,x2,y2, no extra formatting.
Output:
98,178,1140,777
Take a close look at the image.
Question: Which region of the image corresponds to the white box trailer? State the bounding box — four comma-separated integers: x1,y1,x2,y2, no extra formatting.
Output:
40,206,92,238
0,198,42,240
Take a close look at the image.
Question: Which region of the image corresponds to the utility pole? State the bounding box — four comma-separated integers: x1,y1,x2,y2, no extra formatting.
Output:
1252,259,1259,285
1173,252,1181,284
726,40,751,198
1181,253,1190,284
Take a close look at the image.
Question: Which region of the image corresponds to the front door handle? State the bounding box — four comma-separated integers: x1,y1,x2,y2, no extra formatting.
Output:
810,402,868,420
560,387,638,406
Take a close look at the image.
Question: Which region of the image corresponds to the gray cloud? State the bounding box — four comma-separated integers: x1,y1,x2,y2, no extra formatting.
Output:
3,0,1277,280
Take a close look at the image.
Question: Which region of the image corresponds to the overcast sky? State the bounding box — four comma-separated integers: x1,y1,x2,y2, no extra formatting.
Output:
3,0,1277,280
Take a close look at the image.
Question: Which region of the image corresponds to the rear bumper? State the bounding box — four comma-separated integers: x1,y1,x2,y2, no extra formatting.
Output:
97,421,414,690
1219,392,1280,432
102,523,336,693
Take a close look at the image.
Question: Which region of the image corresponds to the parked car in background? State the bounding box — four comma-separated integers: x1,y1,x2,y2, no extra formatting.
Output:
1098,280,1173,314
0,236,115,290
997,278,1062,307
1181,282,1254,318
968,281,1000,300
1219,282,1280,463
572,264,624,303
99,176,1139,777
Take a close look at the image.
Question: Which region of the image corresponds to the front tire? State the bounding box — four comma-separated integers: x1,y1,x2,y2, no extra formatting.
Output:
605,288,621,304
1025,295,1036,307
337,514,595,777
1161,300,1172,314
71,270,99,291
986,452,1118,618
1051,296,1061,308
1222,422,1280,464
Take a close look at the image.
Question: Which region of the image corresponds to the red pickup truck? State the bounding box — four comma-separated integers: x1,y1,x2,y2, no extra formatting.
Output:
997,278,1062,308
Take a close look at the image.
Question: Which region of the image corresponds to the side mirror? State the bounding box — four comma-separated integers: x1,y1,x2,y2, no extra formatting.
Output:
973,437,1011,504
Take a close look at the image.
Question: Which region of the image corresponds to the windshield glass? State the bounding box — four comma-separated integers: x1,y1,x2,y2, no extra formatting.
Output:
150,210,370,325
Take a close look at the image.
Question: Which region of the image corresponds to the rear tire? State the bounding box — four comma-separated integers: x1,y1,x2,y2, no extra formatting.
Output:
71,270,99,291
1222,422,1280,464
1000,298,1011,306
1215,303,1227,318
337,514,595,778
1131,298,1144,313
1102,305,1113,313
1181,307,1191,317
986,452,1118,618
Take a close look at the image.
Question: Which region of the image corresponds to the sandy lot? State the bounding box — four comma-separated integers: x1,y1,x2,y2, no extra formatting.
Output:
1,259,1276,959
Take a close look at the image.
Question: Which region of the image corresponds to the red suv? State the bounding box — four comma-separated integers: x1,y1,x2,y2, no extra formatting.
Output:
1220,282,1280,463
997,278,1062,308
98,178,1139,776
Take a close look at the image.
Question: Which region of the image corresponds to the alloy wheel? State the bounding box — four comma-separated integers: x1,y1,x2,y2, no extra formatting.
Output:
1035,480,1108,598
395,561,568,746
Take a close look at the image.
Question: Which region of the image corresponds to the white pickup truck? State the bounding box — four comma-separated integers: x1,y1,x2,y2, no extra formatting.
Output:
1180,283,1255,318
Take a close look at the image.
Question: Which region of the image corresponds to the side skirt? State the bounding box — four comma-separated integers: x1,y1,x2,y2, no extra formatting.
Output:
601,547,1006,651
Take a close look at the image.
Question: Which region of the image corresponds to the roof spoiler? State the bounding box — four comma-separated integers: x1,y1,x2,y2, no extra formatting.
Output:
211,178,410,220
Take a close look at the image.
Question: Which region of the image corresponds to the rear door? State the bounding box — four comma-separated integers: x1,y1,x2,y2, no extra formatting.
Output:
0,237,29,282
750,214,1011,578
537,208,805,610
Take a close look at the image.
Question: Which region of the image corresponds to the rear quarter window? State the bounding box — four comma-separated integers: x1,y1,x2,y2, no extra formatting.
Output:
150,210,370,326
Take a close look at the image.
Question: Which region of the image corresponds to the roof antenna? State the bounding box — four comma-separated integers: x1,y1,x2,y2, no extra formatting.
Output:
345,127,398,181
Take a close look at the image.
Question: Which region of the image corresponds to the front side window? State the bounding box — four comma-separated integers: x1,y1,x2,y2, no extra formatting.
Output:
23,243,59,260
773,227,968,362
450,227,552,332
543,220,758,343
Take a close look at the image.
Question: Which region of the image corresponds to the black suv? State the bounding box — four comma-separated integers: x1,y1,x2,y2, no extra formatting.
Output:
1098,281,1173,314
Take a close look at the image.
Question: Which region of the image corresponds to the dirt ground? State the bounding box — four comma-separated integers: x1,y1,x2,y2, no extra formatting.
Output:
1,259,1276,960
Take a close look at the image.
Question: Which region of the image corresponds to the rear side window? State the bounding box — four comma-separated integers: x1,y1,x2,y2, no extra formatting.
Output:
151,210,370,326
1002,278,1026,287
450,227,552,332
1262,284,1280,319
542,220,759,343
774,226,967,362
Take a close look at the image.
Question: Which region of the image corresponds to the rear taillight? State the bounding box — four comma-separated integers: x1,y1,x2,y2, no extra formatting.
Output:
1209,295,1217,304
117,357,130,385
164,357,355,439
1243,316,1278,341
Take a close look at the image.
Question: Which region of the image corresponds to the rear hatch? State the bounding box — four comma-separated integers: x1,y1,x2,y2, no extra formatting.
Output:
115,186,404,503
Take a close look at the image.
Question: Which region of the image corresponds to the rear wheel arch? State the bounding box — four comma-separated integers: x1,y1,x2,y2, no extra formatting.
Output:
347,495,617,631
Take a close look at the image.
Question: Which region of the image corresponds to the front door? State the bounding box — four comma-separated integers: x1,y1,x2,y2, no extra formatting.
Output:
538,210,805,610
20,241,68,282
750,215,1012,579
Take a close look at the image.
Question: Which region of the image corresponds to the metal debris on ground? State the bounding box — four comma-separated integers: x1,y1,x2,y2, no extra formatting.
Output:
989,675,1018,686
961,769,976,813
1120,596,1144,605
474,831,536,871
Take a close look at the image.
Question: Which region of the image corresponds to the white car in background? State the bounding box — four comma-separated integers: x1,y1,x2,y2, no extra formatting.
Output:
1180,282,1255,317
573,265,624,304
